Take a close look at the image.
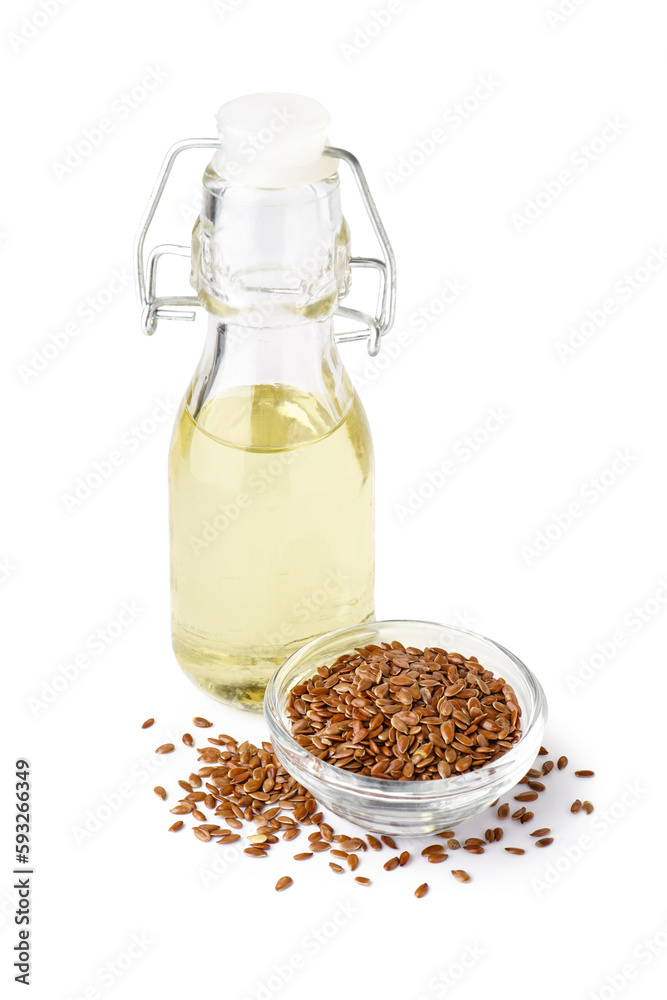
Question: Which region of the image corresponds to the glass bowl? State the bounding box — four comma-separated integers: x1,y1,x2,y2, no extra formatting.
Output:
264,620,547,836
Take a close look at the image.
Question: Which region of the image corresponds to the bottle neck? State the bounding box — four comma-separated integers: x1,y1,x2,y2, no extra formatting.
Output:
186,168,354,432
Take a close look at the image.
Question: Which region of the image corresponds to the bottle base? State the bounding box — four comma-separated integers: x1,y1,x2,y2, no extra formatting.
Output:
172,611,375,711
173,639,275,711
179,666,268,712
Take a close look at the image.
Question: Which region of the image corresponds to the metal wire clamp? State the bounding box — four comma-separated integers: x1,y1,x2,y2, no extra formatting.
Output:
135,140,396,355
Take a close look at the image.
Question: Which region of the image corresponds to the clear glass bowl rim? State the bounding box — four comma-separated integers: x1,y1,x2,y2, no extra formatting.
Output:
264,619,548,804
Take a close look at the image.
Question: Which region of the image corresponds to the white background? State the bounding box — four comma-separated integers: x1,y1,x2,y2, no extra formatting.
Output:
3,1,667,998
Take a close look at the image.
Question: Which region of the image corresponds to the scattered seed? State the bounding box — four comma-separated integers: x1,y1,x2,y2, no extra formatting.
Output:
339,838,364,852
414,883,429,898
575,770,595,777
538,746,548,755
275,876,292,892
157,714,596,898
421,845,445,857
451,870,470,883
141,718,154,729
193,717,213,728
354,877,370,885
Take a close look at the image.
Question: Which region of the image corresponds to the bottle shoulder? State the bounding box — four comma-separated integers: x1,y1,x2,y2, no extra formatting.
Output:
172,381,372,456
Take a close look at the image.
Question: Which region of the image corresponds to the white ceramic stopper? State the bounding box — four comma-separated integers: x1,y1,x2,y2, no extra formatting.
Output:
214,92,338,187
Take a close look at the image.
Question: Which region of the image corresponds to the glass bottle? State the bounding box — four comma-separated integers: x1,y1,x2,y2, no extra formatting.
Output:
135,94,395,709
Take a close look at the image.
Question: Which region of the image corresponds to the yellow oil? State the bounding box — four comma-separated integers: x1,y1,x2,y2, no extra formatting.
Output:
168,383,374,709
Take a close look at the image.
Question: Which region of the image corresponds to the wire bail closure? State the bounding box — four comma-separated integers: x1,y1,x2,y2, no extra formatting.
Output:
134,140,396,356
